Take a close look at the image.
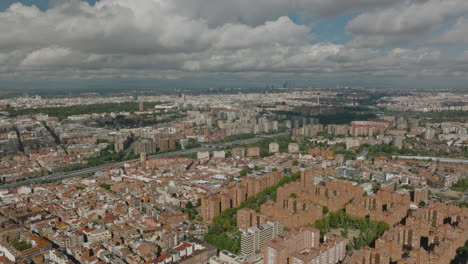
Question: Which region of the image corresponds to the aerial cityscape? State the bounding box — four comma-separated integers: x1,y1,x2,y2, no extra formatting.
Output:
0,1,467,264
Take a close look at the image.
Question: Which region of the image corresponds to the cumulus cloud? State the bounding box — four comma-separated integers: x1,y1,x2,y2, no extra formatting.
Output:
21,47,75,66
168,0,406,25
431,18,468,44
0,1,311,54
0,0,466,85
347,0,468,47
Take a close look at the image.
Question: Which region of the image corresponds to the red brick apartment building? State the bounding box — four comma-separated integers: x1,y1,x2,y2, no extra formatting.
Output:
238,169,365,229
200,171,282,221
346,189,411,226
263,227,347,264
347,201,468,264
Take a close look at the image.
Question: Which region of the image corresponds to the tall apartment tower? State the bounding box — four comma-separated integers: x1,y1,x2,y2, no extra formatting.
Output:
241,221,284,256
138,101,144,111
140,152,147,163
263,227,320,264
301,170,316,189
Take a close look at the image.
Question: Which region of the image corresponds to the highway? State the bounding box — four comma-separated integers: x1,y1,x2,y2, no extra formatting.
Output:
392,156,468,165
0,132,290,189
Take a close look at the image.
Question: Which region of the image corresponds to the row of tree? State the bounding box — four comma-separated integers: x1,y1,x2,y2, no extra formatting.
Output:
6,102,165,120
313,210,389,251
204,171,301,253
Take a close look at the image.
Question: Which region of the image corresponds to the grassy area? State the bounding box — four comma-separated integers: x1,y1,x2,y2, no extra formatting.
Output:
86,149,138,167
434,192,461,202
6,102,165,120
96,112,186,129
230,135,296,157
332,148,357,160
384,110,468,123
11,239,32,251
99,183,112,191
204,171,301,253
320,107,377,125
274,106,377,125
185,138,202,149
357,93,388,106
357,143,467,159
62,146,139,174
451,178,468,192
230,135,359,161
77,141,138,167
218,133,256,143
313,210,389,252
452,241,468,264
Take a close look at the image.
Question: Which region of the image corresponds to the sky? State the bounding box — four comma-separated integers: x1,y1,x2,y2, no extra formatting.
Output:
0,0,468,90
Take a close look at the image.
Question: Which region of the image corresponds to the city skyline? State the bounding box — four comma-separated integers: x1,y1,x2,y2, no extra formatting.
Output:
0,88,467,263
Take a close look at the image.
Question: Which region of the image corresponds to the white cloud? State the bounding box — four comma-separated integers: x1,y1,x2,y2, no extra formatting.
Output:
21,47,74,66
0,1,310,54
431,17,468,44
347,0,468,47
0,0,466,85
169,0,407,26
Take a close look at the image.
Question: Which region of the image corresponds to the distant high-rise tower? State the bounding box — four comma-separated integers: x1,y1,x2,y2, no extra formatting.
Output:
138,101,144,111
140,152,147,163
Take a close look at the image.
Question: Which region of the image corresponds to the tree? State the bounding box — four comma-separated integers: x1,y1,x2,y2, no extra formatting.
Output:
99,183,111,191
205,168,303,253
341,229,349,238
371,183,381,194
418,201,426,208
451,178,468,192
292,160,299,166
11,239,32,251
323,206,329,215
313,210,389,251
